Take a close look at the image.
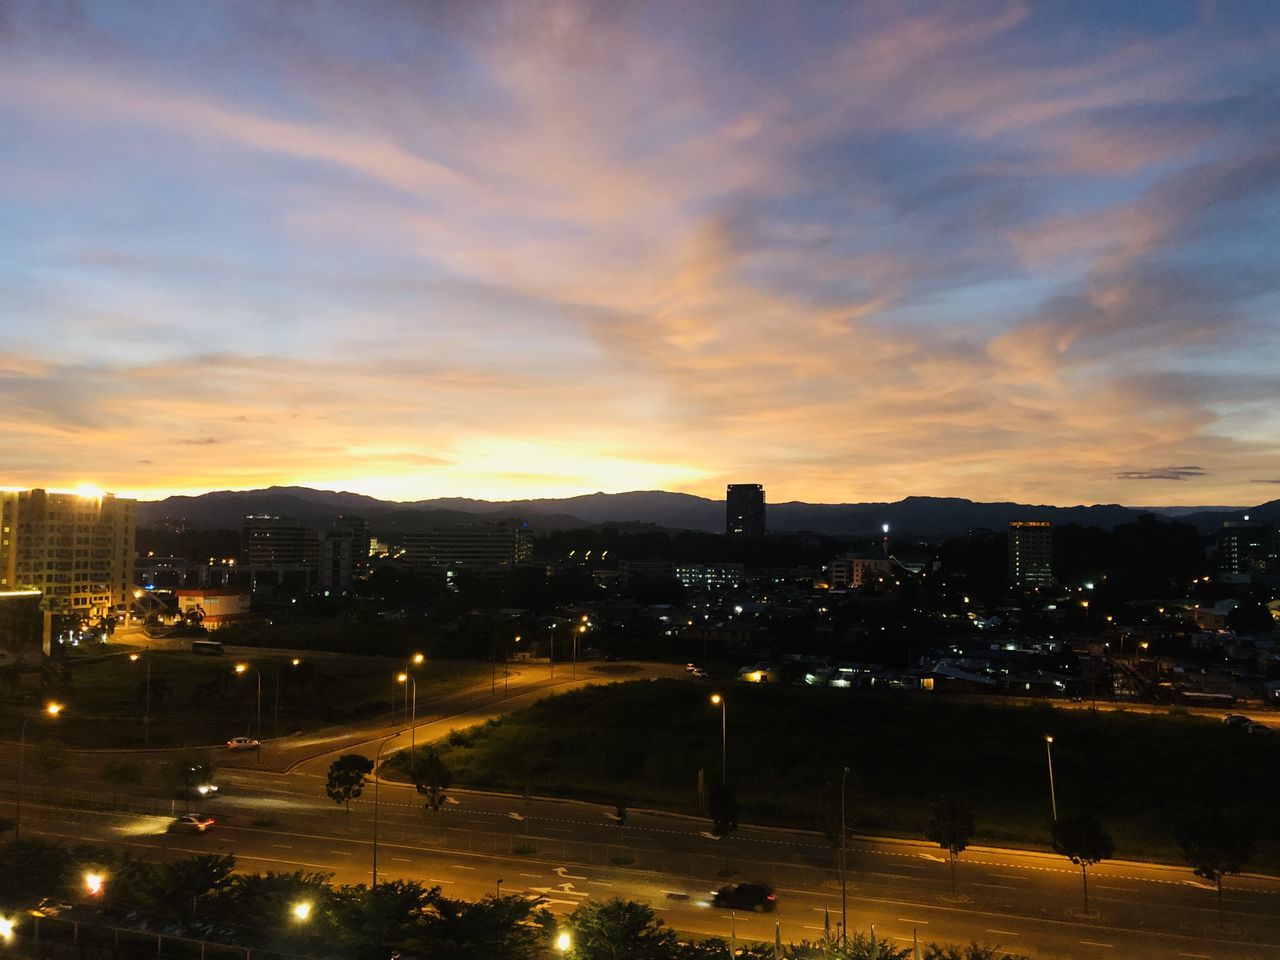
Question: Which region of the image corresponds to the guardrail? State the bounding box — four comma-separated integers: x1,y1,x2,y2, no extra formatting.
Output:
2,914,321,960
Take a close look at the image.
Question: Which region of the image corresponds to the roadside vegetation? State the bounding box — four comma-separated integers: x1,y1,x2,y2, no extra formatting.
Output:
404,679,1280,867
0,651,492,749
0,839,1028,960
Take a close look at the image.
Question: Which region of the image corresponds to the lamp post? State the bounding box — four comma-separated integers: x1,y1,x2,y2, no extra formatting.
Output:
129,652,151,746
710,693,727,785
840,765,850,945
371,731,399,890
549,625,556,680
400,656,423,767
234,663,262,764
507,636,519,695
275,658,301,736
1045,735,1058,822
16,702,62,840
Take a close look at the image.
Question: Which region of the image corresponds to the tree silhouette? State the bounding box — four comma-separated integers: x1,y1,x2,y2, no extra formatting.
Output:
1176,813,1255,927
924,794,975,896
1051,814,1113,912
326,754,374,824
568,897,679,960
100,757,144,807
410,748,452,821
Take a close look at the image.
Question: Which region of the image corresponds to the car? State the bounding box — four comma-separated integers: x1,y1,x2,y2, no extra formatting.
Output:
686,663,698,672
1223,714,1252,727
712,882,776,912
603,654,621,662
1246,722,1273,736
168,814,216,834
691,668,708,679
226,736,260,750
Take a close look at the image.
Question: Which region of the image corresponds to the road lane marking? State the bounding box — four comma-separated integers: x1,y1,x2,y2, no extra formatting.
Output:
972,883,1013,889
329,850,352,855
520,873,542,879
588,881,615,888
272,844,293,849
428,879,451,884
1079,941,1113,949
986,930,1019,937
450,864,477,870
390,858,412,863
897,918,928,924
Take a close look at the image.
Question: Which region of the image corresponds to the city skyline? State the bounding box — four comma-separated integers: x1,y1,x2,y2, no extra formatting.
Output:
4,1,1280,505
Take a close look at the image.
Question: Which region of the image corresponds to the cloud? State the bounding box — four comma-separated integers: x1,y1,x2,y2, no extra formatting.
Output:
1115,466,1207,482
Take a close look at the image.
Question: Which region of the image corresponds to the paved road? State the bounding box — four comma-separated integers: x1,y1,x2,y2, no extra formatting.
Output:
5,658,1280,959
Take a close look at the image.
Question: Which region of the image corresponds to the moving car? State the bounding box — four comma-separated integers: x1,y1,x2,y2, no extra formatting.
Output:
712,883,776,912
1223,714,1252,727
1246,722,1273,736
690,667,708,679
226,736,259,750
168,814,216,833
686,663,699,672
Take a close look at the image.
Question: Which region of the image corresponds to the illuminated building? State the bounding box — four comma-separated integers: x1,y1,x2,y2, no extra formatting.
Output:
726,484,766,538
242,516,320,567
401,519,531,569
0,488,136,619
1008,521,1053,586
829,555,893,589
1215,519,1277,582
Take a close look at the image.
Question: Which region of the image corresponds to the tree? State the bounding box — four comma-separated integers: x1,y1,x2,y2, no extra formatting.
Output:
568,897,679,960
100,757,144,806
422,888,554,960
32,738,68,794
410,748,452,821
1176,814,1255,927
160,749,216,805
1051,814,1113,912
0,838,74,905
924,794,975,896
326,754,374,824
162,853,237,923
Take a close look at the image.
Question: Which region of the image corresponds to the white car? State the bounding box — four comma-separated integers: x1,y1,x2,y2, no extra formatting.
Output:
691,667,708,679
168,814,216,833
226,736,260,750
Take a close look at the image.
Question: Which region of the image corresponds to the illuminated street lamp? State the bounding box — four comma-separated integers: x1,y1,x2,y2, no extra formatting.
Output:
234,662,263,752
709,694,727,785
16,702,62,840
0,916,13,943
573,623,586,680
84,872,105,896
840,765,851,945
129,652,152,746
556,930,572,953
371,731,400,890
291,900,312,922
274,657,303,735
1044,735,1058,822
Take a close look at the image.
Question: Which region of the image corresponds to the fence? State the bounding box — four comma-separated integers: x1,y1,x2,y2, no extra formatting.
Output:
2,915,320,960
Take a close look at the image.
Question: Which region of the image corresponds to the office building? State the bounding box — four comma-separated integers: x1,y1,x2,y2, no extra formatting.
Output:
829,554,893,589
242,516,320,567
675,563,745,590
1008,521,1053,586
1216,520,1276,582
174,588,253,630
332,516,372,573
726,483,766,538
401,519,531,569
0,589,48,662
0,488,136,619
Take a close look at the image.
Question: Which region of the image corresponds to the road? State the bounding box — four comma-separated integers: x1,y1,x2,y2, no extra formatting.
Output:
4,659,1280,958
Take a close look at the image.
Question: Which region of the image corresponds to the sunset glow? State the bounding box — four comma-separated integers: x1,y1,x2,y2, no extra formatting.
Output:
3,2,1279,505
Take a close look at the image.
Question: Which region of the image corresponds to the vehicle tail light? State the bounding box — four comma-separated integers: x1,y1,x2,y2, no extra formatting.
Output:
767,895,776,900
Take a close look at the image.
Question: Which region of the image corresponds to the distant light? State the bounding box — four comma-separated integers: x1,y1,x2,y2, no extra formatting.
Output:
1244,514,1250,521
0,917,13,941
46,702,63,716
882,523,890,534
234,663,248,674
556,931,572,952
412,653,425,665
710,693,722,705
292,901,312,922
74,483,105,500
291,658,301,667
398,673,408,683
84,872,105,896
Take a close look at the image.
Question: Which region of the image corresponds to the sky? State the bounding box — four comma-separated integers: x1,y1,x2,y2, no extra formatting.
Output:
2,0,1280,506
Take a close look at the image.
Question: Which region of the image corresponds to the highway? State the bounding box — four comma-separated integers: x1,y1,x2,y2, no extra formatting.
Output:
4,660,1280,958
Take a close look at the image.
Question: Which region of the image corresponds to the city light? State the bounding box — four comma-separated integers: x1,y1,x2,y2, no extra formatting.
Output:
0,917,12,942
412,652,425,665
234,663,248,674
292,900,313,922
45,702,63,717
710,693,722,705
84,871,105,896
397,672,408,683
291,658,301,666
556,930,572,952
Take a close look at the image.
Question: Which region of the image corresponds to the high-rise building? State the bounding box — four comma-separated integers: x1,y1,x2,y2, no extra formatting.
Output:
241,516,320,567
0,488,137,619
332,516,372,574
1216,519,1276,582
1008,521,1052,586
401,519,532,569
726,484,766,538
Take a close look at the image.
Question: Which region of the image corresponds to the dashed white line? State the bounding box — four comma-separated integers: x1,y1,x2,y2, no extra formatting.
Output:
1079,941,1113,949
450,864,477,870
986,930,1019,937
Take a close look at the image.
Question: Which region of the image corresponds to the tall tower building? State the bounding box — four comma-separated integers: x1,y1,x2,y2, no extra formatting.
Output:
726,484,766,538
1008,520,1053,586
0,488,136,619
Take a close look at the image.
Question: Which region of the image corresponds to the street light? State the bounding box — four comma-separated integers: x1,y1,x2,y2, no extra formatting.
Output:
573,623,586,680
16,702,62,840
0,916,13,943
233,662,262,745
1044,735,1058,822
129,652,152,746
556,930,572,953
291,900,312,922
84,872,105,896
275,658,302,736
709,694,727,785
371,731,400,890
398,671,418,766
840,765,850,945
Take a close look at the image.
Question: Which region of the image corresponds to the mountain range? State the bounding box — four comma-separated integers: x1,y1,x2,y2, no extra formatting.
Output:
135,486,1273,538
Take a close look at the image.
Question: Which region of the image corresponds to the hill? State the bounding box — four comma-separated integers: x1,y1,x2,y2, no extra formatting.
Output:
135,486,1268,537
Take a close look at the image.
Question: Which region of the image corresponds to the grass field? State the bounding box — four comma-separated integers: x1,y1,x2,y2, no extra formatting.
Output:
398,678,1280,868
1,647,493,749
